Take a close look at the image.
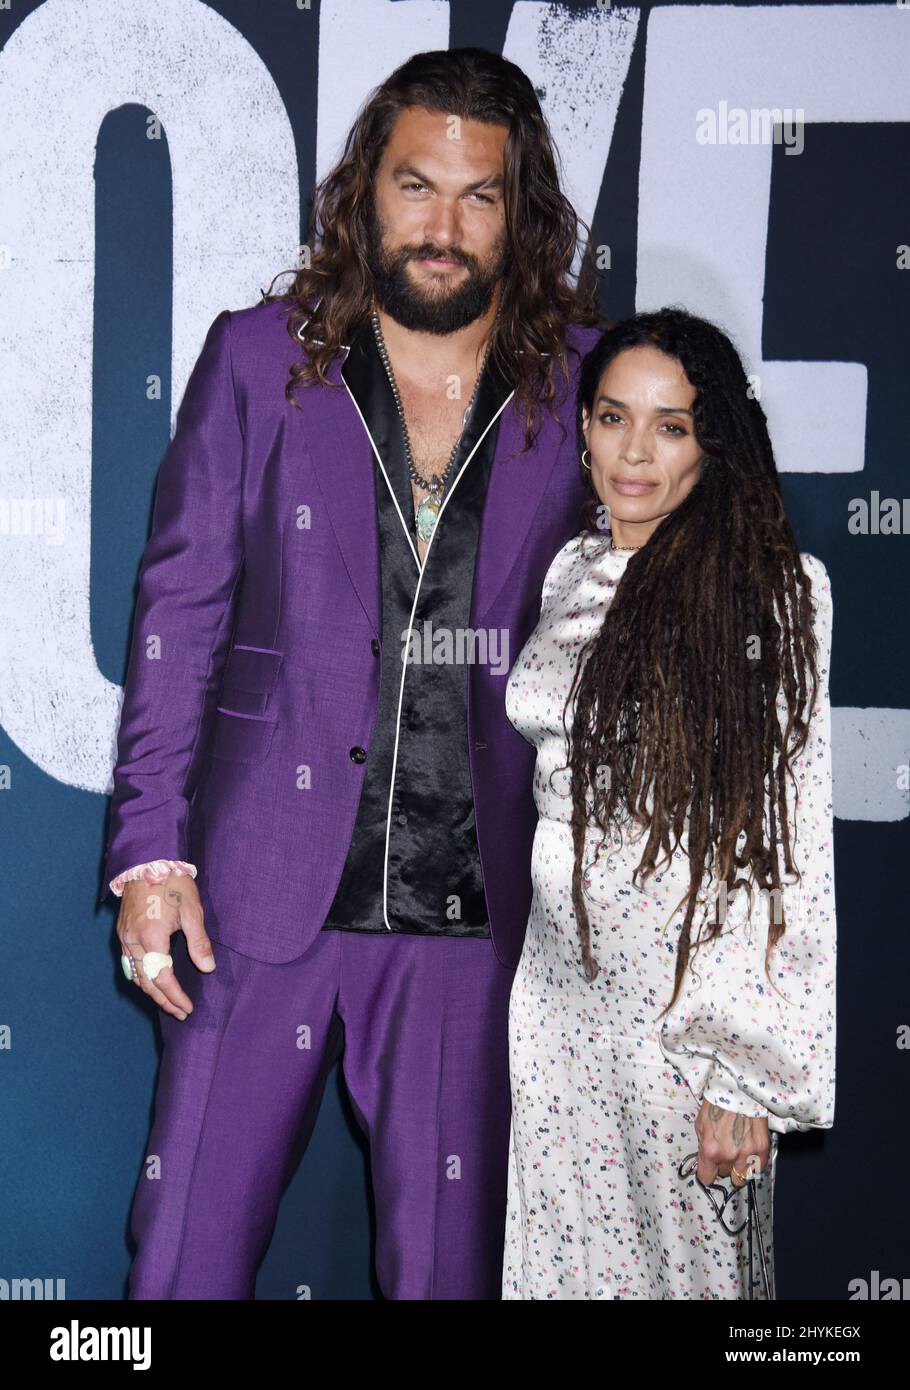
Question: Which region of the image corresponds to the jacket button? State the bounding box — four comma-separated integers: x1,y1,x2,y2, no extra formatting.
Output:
371,639,380,656
349,746,367,763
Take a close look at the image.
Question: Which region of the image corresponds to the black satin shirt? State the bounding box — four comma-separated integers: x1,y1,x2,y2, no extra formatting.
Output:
322,317,511,937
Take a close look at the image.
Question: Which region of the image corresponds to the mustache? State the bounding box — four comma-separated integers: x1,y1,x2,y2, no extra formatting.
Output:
406,246,472,266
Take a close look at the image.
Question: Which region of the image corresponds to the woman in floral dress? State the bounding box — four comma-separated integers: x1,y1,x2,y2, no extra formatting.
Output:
502,308,836,1300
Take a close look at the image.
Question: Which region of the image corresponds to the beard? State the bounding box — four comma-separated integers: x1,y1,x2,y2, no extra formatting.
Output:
364,195,510,335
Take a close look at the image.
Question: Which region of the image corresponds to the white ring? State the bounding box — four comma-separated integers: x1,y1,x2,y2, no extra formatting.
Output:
141,951,173,983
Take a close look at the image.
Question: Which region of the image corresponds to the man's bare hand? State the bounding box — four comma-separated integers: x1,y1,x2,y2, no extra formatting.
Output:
695,1099,770,1188
117,874,215,1019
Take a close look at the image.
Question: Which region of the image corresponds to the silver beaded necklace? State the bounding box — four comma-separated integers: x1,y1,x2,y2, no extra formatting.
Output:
370,305,498,546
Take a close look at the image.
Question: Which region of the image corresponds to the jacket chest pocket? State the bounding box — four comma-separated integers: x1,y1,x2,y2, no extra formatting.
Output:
211,645,282,764
217,644,283,717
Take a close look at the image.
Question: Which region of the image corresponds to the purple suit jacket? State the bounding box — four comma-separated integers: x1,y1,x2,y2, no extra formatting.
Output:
103,300,600,967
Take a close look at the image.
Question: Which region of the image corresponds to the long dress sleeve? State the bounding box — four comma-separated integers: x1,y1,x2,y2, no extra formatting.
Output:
658,553,836,1135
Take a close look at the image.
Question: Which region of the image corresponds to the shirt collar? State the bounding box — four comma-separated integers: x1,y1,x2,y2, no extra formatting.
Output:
342,312,512,445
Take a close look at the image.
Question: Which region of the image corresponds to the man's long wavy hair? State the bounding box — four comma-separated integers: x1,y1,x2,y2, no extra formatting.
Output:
261,47,606,450
564,308,821,1013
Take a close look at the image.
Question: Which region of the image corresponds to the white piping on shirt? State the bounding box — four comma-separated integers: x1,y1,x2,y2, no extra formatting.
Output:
340,362,516,930
340,355,421,571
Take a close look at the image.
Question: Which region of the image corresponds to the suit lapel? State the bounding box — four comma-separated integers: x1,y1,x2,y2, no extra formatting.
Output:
470,397,565,628
290,350,382,637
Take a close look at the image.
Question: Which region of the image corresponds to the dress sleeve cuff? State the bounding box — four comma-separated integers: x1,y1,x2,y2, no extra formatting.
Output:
702,1069,770,1120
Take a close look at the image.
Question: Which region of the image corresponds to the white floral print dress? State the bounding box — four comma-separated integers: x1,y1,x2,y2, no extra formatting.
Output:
501,530,836,1300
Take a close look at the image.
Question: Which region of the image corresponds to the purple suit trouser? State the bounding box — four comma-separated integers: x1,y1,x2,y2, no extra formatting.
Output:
127,926,515,1300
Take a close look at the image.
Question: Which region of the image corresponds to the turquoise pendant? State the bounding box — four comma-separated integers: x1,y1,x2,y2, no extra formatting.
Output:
416,493,441,543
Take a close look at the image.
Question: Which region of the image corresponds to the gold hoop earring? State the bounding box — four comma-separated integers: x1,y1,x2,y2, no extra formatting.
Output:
581,448,592,471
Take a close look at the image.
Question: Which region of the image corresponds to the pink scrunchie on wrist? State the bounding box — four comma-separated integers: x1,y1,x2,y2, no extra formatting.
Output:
110,859,197,898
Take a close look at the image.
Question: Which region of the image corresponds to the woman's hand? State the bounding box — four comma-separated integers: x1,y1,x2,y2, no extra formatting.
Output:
695,1099,770,1188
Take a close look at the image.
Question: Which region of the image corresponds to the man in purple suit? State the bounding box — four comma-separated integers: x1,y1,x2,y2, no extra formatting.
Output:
104,47,605,1299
